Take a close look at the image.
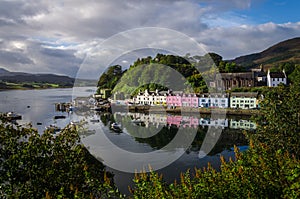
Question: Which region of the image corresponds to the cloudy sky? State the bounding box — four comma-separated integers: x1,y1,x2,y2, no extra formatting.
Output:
0,0,300,79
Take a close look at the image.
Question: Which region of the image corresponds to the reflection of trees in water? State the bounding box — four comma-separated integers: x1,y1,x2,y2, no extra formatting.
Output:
123,118,247,156
207,128,247,155
94,112,248,156
100,113,115,126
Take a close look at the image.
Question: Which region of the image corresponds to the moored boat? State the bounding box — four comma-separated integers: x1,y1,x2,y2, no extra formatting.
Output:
54,115,66,119
110,122,122,132
6,112,22,120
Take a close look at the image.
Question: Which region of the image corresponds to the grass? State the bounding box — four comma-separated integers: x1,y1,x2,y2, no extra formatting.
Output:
0,81,69,90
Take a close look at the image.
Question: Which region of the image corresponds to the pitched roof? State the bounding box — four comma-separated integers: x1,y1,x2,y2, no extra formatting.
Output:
230,92,258,98
269,72,286,78
220,72,254,79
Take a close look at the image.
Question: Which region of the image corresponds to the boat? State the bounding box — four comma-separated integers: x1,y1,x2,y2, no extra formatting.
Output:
110,122,122,132
45,125,61,133
54,115,66,119
6,112,22,120
70,121,80,125
68,106,75,112
90,118,100,123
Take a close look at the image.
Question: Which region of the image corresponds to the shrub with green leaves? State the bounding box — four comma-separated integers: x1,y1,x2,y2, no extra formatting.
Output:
130,144,300,198
0,116,123,198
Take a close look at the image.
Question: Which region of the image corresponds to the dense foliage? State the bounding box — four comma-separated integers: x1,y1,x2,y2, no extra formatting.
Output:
0,117,123,198
129,70,300,198
98,53,244,96
130,144,300,198
97,65,124,92
251,68,300,157
112,54,208,95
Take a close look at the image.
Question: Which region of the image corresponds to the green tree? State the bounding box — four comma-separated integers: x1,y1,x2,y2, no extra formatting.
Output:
251,83,300,156
207,52,222,66
97,65,123,90
0,116,123,198
279,62,295,75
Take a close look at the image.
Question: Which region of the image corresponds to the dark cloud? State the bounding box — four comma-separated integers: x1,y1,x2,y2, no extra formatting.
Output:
198,22,300,59
0,50,34,65
0,0,298,78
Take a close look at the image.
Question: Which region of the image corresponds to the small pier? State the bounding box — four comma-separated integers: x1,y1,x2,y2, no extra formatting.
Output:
55,102,73,112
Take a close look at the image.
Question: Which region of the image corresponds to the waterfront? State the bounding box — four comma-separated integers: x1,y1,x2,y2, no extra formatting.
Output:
0,88,254,194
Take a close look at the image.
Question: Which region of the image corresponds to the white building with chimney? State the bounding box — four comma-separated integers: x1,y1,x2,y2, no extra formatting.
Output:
267,70,287,87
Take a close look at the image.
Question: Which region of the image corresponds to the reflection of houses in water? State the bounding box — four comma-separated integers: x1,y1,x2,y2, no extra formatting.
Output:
199,118,228,129
181,116,199,128
114,112,256,130
229,119,256,130
166,115,182,127
126,112,167,128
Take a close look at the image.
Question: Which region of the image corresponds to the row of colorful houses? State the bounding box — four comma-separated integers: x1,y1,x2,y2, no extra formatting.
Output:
132,90,260,109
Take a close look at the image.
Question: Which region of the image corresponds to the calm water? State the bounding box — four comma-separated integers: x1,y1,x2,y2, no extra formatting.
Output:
0,88,254,195
0,87,96,132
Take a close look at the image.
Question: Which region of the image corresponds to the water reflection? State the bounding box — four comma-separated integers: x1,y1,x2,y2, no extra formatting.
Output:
77,111,253,194
112,112,256,130
76,111,254,157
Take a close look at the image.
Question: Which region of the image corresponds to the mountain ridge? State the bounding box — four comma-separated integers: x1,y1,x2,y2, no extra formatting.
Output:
0,68,97,88
230,37,300,69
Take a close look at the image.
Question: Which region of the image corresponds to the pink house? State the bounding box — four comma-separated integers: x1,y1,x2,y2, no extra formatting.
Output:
181,94,198,107
166,93,182,107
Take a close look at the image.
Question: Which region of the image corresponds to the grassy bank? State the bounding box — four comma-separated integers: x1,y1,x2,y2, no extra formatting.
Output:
0,82,72,91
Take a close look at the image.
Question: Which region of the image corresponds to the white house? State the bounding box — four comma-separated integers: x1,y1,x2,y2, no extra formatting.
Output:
267,69,287,87
133,89,168,105
230,92,258,109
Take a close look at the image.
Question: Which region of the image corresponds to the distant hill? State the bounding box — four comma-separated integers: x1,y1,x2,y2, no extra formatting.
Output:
0,69,74,87
230,37,300,70
0,68,9,74
0,68,97,88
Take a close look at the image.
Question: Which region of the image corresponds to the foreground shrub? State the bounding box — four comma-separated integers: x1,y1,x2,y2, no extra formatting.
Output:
0,117,123,198
130,143,300,198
